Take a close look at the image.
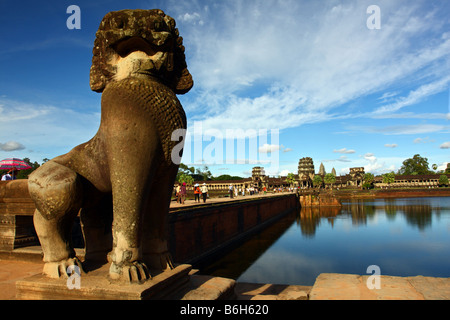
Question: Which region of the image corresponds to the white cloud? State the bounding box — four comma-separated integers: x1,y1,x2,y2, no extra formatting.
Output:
334,148,356,154
258,144,282,154
0,97,100,161
177,12,203,25
384,143,398,148
438,162,448,171
0,141,25,151
352,124,447,135
323,155,352,163
440,142,450,149
364,161,384,174
414,137,435,144
172,0,450,131
373,76,450,115
377,91,399,102
364,153,377,162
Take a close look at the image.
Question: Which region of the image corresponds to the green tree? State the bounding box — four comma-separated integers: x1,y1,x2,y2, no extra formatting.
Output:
382,172,396,185
176,163,196,182
196,165,212,181
323,173,336,189
439,175,449,186
313,175,323,188
363,172,375,189
16,158,41,179
214,174,243,181
398,154,432,175
178,173,194,186
285,173,296,187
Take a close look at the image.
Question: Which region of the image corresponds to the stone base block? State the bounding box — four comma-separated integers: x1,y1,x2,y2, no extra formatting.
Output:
16,263,236,300
16,264,193,300
174,274,236,300
0,214,38,252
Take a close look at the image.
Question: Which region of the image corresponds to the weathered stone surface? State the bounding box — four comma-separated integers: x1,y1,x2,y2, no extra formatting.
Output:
175,275,236,300
16,264,192,300
0,181,38,251
408,275,450,300
27,9,193,282
309,273,450,300
298,157,315,187
0,260,43,300
235,282,311,300
298,193,341,207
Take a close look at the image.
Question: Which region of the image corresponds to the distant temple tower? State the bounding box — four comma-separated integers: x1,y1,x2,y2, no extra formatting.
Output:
252,166,268,189
349,167,365,187
298,157,315,187
318,163,326,176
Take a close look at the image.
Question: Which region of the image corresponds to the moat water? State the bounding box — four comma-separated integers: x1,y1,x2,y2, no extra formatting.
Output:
200,196,450,286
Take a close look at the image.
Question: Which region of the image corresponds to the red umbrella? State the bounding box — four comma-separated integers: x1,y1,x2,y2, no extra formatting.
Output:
0,158,32,171
0,158,32,179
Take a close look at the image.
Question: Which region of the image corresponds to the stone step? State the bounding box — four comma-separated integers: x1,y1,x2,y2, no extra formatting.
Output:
309,273,450,300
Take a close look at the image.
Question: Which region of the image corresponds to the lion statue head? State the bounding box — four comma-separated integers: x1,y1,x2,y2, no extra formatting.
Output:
90,9,193,94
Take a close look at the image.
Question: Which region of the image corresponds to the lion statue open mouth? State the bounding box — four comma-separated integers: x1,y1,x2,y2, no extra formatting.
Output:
28,9,193,283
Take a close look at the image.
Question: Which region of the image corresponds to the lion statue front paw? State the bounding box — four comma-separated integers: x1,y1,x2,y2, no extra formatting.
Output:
109,261,151,283
42,257,84,279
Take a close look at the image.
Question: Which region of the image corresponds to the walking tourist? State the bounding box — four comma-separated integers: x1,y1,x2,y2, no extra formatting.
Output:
180,182,187,204
201,183,208,203
1,168,17,181
1,172,12,180
194,183,201,202
176,184,181,203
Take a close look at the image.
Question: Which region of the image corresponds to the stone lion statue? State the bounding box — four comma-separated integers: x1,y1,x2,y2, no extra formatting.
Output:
28,9,193,282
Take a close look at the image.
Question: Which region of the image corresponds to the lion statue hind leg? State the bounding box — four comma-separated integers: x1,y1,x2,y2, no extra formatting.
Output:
28,160,84,278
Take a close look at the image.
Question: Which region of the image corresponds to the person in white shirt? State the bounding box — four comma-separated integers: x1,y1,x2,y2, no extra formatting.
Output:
1,173,12,180
201,183,208,203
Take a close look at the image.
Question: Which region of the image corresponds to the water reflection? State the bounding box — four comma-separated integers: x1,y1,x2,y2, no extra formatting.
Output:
200,197,450,286
297,207,340,237
198,210,297,280
297,198,440,237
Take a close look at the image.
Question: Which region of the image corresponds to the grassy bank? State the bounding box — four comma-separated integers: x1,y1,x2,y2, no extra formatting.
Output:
332,187,450,199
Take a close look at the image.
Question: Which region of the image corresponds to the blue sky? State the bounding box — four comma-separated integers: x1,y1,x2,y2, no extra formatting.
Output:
0,0,449,177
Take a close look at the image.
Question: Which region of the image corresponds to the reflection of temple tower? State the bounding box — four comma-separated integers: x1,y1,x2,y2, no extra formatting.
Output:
252,166,268,189
298,157,315,188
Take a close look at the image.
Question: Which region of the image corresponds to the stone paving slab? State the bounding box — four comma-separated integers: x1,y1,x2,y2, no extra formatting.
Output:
309,273,450,300
173,274,236,300
234,282,311,300
0,259,43,300
1,259,449,300
408,276,450,300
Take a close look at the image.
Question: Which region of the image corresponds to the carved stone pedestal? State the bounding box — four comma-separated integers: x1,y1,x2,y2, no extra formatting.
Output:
0,180,39,252
16,264,192,300
16,264,236,300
